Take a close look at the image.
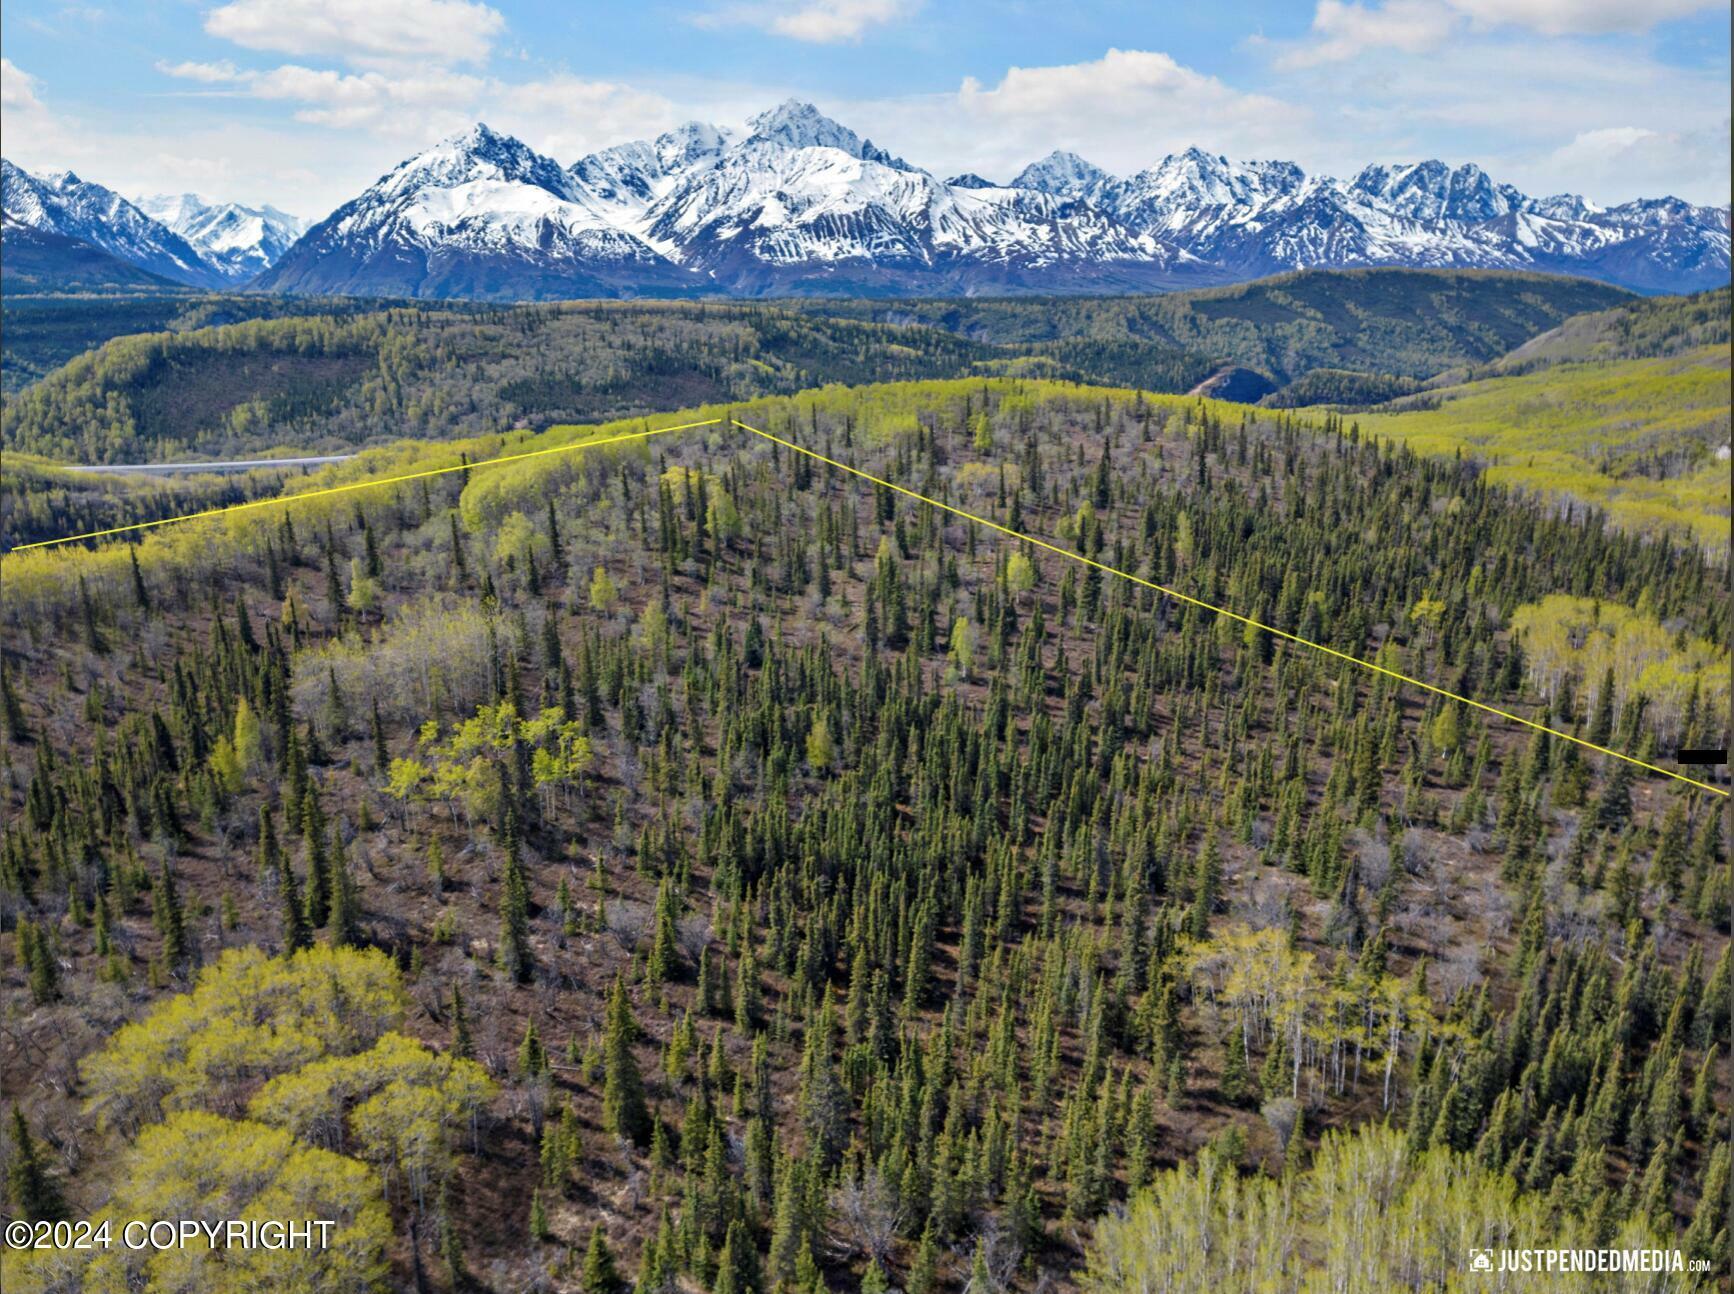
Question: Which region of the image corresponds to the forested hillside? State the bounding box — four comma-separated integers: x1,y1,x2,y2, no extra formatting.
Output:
1495,286,1732,373
0,306,1010,464
2,379,1726,1293
1362,344,1730,550
1,270,1634,439
799,270,1632,381
0,292,473,394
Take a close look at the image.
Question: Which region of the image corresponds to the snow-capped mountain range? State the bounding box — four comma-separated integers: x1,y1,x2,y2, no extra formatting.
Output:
2,159,216,287
0,159,304,288
134,193,306,282
7,101,1729,298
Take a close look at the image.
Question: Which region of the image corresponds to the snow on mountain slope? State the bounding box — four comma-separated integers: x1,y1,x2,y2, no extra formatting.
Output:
136,193,305,282
93,99,1722,301
634,108,1184,293
1350,161,1525,223
1011,151,1116,204
2,159,221,287
255,124,697,298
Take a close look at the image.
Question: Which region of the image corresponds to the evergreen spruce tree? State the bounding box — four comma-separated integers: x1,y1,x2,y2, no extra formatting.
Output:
450,983,474,1059
518,1019,549,1078
278,863,311,953
301,788,331,927
152,861,188,968
713,1218,761,1294
647,877,680,984
581,1223,624,1294
602,975,651,1145
6,1105,66,1222
498,829,533,984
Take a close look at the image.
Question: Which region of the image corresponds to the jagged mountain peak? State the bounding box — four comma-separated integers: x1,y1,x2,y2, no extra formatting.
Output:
24,104,1723,300
746,99,859,152
2,158,222,287
134,192,305,283
742,99,912,170
1351,159,1524,222
1012,150,1113,198
380,123,573,197
656,120,736,172
1133,150,1305,200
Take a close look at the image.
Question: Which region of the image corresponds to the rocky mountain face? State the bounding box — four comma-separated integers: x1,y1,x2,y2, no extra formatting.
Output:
2,160,220,287
133,194,305,283
12,101,1730,299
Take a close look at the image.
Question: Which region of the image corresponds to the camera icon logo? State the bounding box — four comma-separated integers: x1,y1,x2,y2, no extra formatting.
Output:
1469,1250,1493,1272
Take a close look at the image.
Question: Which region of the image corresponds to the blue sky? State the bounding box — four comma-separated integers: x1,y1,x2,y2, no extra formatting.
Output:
3,0,1728,220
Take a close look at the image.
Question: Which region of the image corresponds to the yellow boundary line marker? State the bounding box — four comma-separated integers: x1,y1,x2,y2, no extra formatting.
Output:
3,408,1720,796
730,417,1729,799
4,418,724,553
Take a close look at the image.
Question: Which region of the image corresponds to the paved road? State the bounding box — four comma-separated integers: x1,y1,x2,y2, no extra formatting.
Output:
69,455,355,475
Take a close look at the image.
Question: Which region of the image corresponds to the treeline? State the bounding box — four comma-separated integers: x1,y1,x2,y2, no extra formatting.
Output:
0,455,334,551
1262,367,1426,408
795,270,1632,381
1,315,390,462
1,378,1726,1292
1497,285,1732,373
2,304,1032,465
0,290,463,394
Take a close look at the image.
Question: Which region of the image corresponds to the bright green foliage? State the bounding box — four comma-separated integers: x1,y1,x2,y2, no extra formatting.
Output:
805,715,834,772
590,565,620,612
1511,594,1729,749
82,945,406,1135
1082,1125,1711,1293
1362,346,1730,548
249,1032,492,1189
7,1111,390,1294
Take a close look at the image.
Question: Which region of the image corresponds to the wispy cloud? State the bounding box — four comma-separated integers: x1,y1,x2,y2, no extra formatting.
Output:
845,48,1310,183
1279,0,1727,68
1,56,46,113
695,0,920,44
1276,1,1458,69
202,0,505,67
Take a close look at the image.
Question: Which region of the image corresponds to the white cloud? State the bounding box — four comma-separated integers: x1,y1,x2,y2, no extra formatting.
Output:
1262,21,1732,203
1281,0,1723,65
861,48,1310,180
157,59,248,83
1,56,70,164
486,74,681,163
1536,121,1731,199
696,0,919,43
1277,0,1458,68
956,48,1288,127
246,65,487,132
1446,0,1720,35
2,56,45,113
203,0,505,67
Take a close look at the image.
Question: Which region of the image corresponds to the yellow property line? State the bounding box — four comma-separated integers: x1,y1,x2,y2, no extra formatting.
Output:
5,407,1720,797
730,418,1729,799
4,418,725,553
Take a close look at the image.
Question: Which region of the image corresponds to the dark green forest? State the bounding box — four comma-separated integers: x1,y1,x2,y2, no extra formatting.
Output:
795,270,1632,380
2,269,1635,429
1,367,1727,1292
